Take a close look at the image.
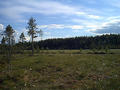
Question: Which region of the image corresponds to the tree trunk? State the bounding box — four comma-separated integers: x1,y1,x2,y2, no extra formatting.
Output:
22,38,24,54
8,37,11,64
22,38,23,44
8,37,12,73
41,36,42,41
32,34,34,55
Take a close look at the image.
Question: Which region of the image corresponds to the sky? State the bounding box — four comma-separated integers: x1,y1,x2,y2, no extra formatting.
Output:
0,0,120,41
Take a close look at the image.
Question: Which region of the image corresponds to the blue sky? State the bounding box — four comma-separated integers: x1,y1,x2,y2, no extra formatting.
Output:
0,0,120,41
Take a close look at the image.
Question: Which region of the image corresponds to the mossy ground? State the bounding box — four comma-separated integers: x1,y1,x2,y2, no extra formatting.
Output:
0,49,120,90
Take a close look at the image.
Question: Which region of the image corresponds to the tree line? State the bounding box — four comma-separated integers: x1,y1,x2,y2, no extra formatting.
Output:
33,34,120,50
13,34,120,50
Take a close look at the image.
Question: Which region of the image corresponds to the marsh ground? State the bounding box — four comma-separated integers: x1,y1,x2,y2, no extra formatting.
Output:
0,49,120,90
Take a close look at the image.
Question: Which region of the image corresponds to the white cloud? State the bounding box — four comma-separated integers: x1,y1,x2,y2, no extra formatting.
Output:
75,12,86,15
38,24,84,30
106,16,120,23
86,25,99,28
0,24,4,30
38,24,64,29
67,25,84,29
38,25,48,29
76,12,102,19
72,19,100,25
87,15,102,19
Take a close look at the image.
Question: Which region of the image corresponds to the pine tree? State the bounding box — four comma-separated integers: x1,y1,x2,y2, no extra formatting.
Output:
19,32,25,43
27,17,37,55
4,25,15,63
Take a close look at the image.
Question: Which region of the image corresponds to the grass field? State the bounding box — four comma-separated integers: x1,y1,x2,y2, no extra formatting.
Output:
0,49,120,90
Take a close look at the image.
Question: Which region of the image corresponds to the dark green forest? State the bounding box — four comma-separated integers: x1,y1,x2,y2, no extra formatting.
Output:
16,34,120,50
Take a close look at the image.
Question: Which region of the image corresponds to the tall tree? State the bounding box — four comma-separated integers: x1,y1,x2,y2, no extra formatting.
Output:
4,25,15,63
27,17,37,55
19,32,26,53
19,32,26,43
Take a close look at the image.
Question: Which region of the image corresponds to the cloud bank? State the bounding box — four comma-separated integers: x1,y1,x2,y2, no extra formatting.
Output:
38,24,84,30
0,0,101,21
88,17,120,34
